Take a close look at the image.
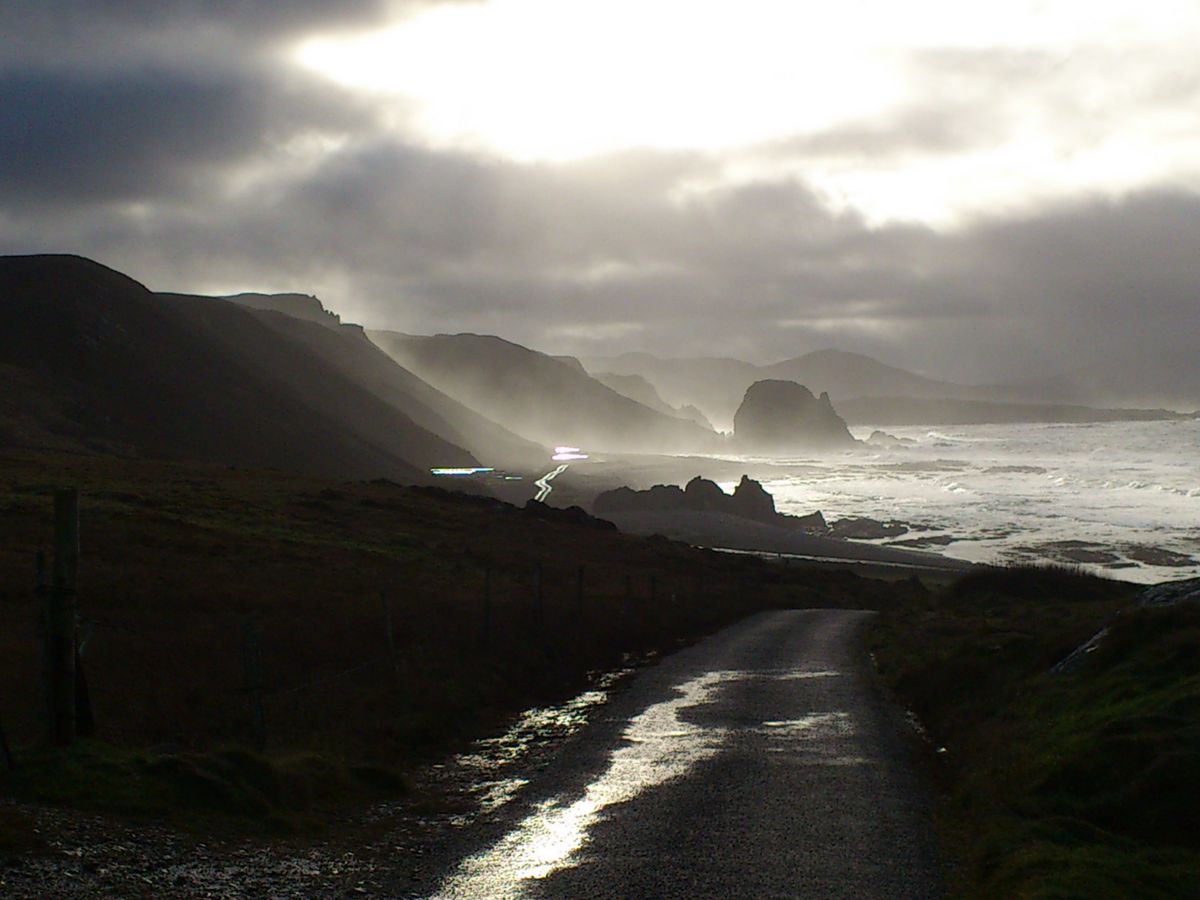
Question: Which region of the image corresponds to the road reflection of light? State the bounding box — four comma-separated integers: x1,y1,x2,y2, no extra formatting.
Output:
534,464,569,501
436,668,854,898
437,671,729,897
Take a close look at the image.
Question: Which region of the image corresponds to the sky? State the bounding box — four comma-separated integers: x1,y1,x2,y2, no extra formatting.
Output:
2,0,1199,384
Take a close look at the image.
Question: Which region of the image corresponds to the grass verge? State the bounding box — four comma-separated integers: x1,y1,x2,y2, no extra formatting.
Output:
1,740,405,836
0,448,921,836
866,565,1200,898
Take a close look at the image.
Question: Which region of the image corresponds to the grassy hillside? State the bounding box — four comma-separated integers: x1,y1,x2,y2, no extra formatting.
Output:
0,448,915,834
867,567,1200,897
0,255,474,480
255,311,546,470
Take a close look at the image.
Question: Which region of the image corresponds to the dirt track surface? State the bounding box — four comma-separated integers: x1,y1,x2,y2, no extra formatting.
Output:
429,609,943,899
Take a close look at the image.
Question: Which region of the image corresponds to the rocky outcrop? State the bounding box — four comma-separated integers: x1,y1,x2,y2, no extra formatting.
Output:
729,475,776,522
223,292,343,329
828,517,908,539
594,475,827,533
733,380,856,452
683,475,728,511
865,430,914,448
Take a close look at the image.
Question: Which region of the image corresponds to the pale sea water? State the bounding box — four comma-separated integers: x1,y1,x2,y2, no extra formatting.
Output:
717,419,1200,584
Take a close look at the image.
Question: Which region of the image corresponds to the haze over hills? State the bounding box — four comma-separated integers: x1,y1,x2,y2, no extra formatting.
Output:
0,255,482,481
368,331,723,454
837,396,1195,426
1017,345,1200,412
583,348,1196,429
591,372,715,430
163,293,545,470
582,353,758,429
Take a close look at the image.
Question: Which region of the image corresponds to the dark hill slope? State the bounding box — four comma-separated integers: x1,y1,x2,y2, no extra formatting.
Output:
369,331,721,454
0,255,473,480
170,302,545,469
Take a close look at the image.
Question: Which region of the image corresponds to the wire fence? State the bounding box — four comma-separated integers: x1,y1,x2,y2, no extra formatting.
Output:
1,549,720,760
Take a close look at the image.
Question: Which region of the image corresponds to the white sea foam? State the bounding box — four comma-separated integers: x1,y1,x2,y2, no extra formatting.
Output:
720,420,1200,584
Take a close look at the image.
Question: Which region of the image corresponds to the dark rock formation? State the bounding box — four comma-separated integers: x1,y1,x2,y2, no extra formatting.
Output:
733,380,856,452
594,475,827,533
683,475,728,511
729,475,776,522
791,510,829,531
524,499,618,530
828,517,909,540
222,292,342,328
865,430,914,447
1137,577,1200,607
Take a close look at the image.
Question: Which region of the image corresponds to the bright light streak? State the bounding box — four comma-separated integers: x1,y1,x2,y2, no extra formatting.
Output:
534,464,569,501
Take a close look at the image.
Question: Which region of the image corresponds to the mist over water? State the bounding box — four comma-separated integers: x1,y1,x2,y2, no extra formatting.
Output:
717,420,1200,583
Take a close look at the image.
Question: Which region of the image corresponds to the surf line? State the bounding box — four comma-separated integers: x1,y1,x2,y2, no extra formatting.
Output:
534,464,569,502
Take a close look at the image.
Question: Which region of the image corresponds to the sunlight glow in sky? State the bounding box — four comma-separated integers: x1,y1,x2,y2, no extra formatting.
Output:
293,0,1200,224
296,0,899,159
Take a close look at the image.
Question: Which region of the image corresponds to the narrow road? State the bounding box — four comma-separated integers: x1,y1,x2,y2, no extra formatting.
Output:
533,464,569,502
432,609,942,899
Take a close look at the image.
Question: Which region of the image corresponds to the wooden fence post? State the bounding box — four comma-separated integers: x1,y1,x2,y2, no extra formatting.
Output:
46,489,79,746
576,565,585,619
482,565,492,646
381,590,400,678
533,563,544,625
0,713,14,771
242,621,266,751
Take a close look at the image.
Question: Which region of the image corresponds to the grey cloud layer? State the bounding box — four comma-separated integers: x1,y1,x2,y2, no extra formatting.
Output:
1,3,1197,385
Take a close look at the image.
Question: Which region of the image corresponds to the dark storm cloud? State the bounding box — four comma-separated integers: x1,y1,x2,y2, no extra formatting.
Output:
0,65,378,208
0,0,449,59
0,70,256,204
1,1,1197,388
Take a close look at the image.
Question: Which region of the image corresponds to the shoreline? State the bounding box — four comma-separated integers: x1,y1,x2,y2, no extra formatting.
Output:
600,509,977,572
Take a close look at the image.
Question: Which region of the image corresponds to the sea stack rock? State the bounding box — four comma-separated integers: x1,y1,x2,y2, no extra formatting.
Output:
729,475,776,522
683,475,728,511
733,380,857,452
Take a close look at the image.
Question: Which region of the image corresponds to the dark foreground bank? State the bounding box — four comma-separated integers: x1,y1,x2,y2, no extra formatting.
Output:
0,448,922,842
867,567,1200,897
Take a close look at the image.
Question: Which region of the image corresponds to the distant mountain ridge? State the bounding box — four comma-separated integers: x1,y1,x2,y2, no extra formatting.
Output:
582,348,1195,428
592,372,714,429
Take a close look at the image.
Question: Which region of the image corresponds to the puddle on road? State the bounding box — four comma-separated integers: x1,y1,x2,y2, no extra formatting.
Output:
364,669,633,831
436,668,855,899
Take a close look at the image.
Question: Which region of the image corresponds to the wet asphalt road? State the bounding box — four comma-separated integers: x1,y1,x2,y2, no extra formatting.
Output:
430,609,943,899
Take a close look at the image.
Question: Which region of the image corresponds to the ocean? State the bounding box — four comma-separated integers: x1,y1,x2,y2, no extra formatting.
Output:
717,419,1200,584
